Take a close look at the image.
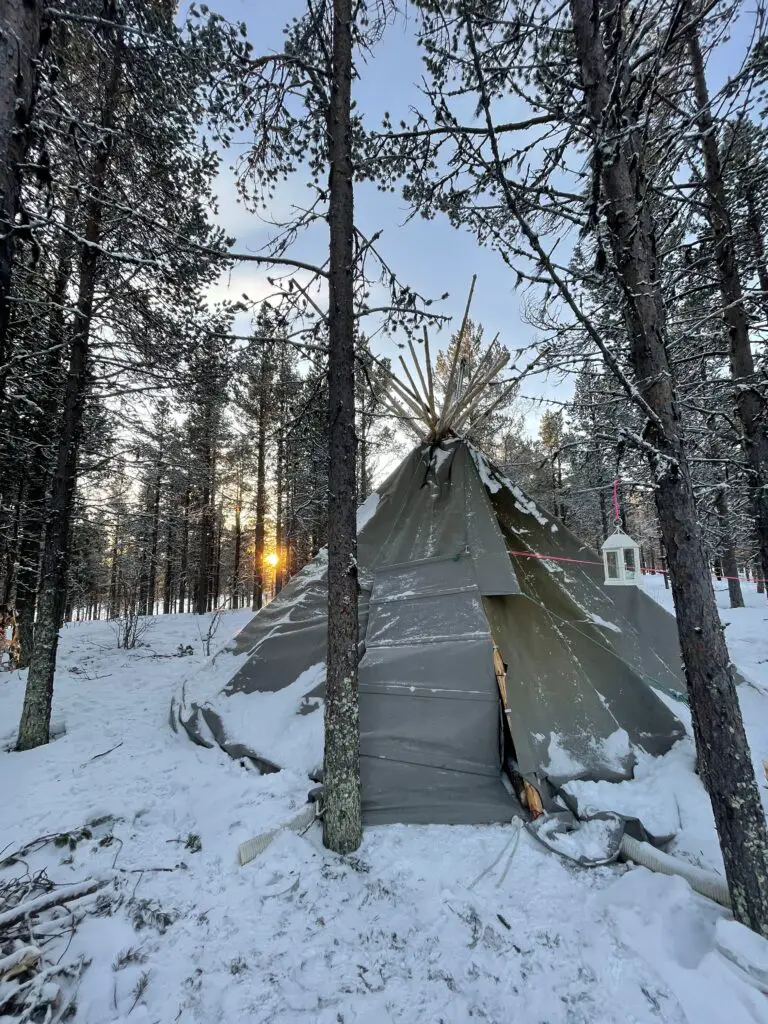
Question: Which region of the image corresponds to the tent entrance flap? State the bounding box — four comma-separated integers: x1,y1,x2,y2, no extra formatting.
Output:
358,559,518,825
493,644,543,817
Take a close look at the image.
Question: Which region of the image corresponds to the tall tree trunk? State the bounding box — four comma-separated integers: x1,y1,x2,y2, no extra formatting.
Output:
146,461,162,616
178,482,190,613
312,460,323,555
570,0,768,934
275,425,285,594
358,410,369,503
323,0,361,854
0,0,43,406
744,186,768,325
162,518,173,614
687,27,768,595
598,487,609,545
252,358,269,611
15,468,45,665
16,30,122,751
232,483,242,610
195,486,212,615
13,199,74,665
212,500,223,610
715,484,744,608
195,428,216,616
108,514,120,620
137,533,149,617
3,479,24,601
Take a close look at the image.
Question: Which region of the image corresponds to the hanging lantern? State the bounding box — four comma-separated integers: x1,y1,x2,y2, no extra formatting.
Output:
601,526,641,586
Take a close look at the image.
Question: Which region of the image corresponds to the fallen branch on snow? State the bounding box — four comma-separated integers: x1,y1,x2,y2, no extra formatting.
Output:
0,877,111,930
0,946,41,981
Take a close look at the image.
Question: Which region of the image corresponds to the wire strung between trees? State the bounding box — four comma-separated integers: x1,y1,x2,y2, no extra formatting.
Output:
507,549,765,586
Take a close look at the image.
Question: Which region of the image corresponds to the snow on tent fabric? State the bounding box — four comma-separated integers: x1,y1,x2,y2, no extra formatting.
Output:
173,439,687,838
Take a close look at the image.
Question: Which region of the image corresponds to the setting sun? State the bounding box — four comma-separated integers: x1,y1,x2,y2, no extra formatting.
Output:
265,552,279,568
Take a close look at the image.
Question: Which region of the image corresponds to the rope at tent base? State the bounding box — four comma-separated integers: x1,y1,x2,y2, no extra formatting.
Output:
467,819,522,891
618,834,731,908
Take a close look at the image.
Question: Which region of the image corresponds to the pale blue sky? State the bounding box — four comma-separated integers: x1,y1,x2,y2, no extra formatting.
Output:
202,1,756,430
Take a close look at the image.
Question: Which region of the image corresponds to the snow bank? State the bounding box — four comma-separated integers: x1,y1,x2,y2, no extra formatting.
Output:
214,663,325,776
357,492,380,532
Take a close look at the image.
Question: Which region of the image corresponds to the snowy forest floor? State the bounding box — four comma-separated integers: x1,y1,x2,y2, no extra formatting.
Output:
3,580,768,1023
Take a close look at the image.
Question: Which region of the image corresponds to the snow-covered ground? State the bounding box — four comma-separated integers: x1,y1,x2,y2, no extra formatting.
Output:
2,579,768,1023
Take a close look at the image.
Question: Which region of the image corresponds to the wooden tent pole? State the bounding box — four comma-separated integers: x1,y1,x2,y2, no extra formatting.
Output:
435,275,476,438
406,335,435,429
492,645,544,819
423,326,437,422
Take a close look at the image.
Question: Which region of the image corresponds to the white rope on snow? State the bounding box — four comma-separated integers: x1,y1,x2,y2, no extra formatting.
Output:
468,819,522,891
619,834,731,908
237,803,320,866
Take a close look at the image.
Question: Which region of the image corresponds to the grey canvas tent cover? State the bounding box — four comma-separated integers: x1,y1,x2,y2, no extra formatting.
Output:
176,439,686,826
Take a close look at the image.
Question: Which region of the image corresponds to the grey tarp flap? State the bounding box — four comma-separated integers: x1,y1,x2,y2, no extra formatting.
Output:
526,810,670,866
224,560,370,699
177,699,281,774
483,593,685,788
472,446,687,698
359,557,518,825
362,442,520,597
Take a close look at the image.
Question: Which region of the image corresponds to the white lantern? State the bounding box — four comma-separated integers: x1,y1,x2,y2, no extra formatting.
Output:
601,526,641,586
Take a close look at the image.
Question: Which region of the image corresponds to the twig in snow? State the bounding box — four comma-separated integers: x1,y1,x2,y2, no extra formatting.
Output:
130,872,144,900
127,970,150,1015
111,837,124,870
120,867,178,874
80,739,123,767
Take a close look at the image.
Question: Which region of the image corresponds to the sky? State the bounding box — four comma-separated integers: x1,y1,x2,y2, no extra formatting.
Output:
200,1,757,438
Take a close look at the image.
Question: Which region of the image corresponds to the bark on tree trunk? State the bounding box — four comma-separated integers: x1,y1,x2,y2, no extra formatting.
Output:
744,187,768,325
145,452,163,617
571,0,768,934
178,482,190,614
275,425,285,594
17,35,123,749
13,200,74,666
15,470,44,666
715,481,744,609
162,518,173,615
108,514,120,620
252,355,270,611
598,488,609,544
323,0,361,854
212,500,223,609
232,492,241,610
195,462,214,615
358,403,369,503
3,479,24,601
687,26,768,596
195,493,211,615
0,0,43,406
